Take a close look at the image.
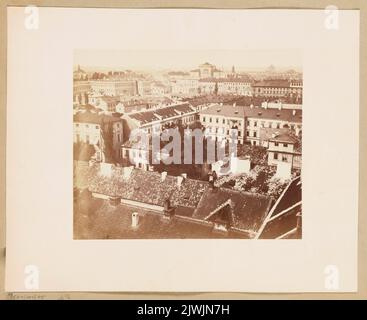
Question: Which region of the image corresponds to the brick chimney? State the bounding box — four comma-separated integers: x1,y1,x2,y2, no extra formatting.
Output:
161,171,167,182
131,212,139,228
177,176,184,188
163,198,175,219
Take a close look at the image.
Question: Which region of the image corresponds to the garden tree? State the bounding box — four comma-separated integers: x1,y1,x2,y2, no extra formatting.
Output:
214,82,218,95
101,122,118,164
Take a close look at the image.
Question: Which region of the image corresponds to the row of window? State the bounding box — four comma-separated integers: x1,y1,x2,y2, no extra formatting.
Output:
206,127,242,136
201,117,243,126
273,153,289,162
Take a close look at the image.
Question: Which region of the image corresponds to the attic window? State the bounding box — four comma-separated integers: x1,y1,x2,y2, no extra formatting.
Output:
234,111,238,114
217,109,221,112
276,113,280,117
258,112,262,116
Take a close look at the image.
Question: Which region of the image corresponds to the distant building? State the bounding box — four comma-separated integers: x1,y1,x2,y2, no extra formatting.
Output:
90,80,137,96
190,62,225,79
73,65,88,80
171,79,199,96
252,79,303,98
73,80,91,104
199,77,252,96
89,95,121,112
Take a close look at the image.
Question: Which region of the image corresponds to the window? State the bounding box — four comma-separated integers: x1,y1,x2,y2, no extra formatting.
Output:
222,118,225,124
283,143,288,147
275,142,279,147
246,131,249,137
253,131,257,138
248,120,251,126
238,131,241,137
274,152,278,160
209,117,212,123
216,118,219,123
85,124,89,128
282,155,287,162
227,130,230,135
117,134,121,142
254,121,257,127
202,116,206,122
277,123,280,129
75,123,79,127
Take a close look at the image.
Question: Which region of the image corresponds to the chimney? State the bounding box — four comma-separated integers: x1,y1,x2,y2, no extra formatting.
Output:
131,212,139,228
177,176,184,188
163,198,175,218
292,109,296,116
161,171,167,181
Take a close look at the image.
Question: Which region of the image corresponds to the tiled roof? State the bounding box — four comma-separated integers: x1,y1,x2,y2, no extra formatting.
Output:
73,110,122,124
199,104,246,118
77,164,209,209
260,128,299,144
74,199,250,239
253,79,290,88
74,163,273,237
243,106,302,122
193,187,272,233
128,111,160,124
128,103,194,124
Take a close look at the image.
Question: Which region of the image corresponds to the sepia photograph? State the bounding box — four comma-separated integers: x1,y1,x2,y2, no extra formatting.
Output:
73,50,303,240
5,6,360,293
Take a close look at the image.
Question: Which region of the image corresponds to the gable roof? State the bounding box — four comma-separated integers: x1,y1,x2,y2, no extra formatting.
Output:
193,187,272,234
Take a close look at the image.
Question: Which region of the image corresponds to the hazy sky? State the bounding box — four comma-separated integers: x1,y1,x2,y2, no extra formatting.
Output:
74,49,302,72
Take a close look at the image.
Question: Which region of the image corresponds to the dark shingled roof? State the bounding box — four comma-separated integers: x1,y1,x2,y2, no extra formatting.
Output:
128,103,194,124
193,187,272,234
74,163,273,235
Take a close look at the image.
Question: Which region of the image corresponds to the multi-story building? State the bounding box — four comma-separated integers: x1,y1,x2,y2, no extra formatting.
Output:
73,110,123,161
89,95,121,112
199,104,302,147
90,80,137,96
260,128,302,169
190,62,225,79
171,79,199,96
252,79,303,98
137,80,152,96
198,77,252,96
122,102,198,140
199,104,246,144
73,80,91,104
244,106,302,146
